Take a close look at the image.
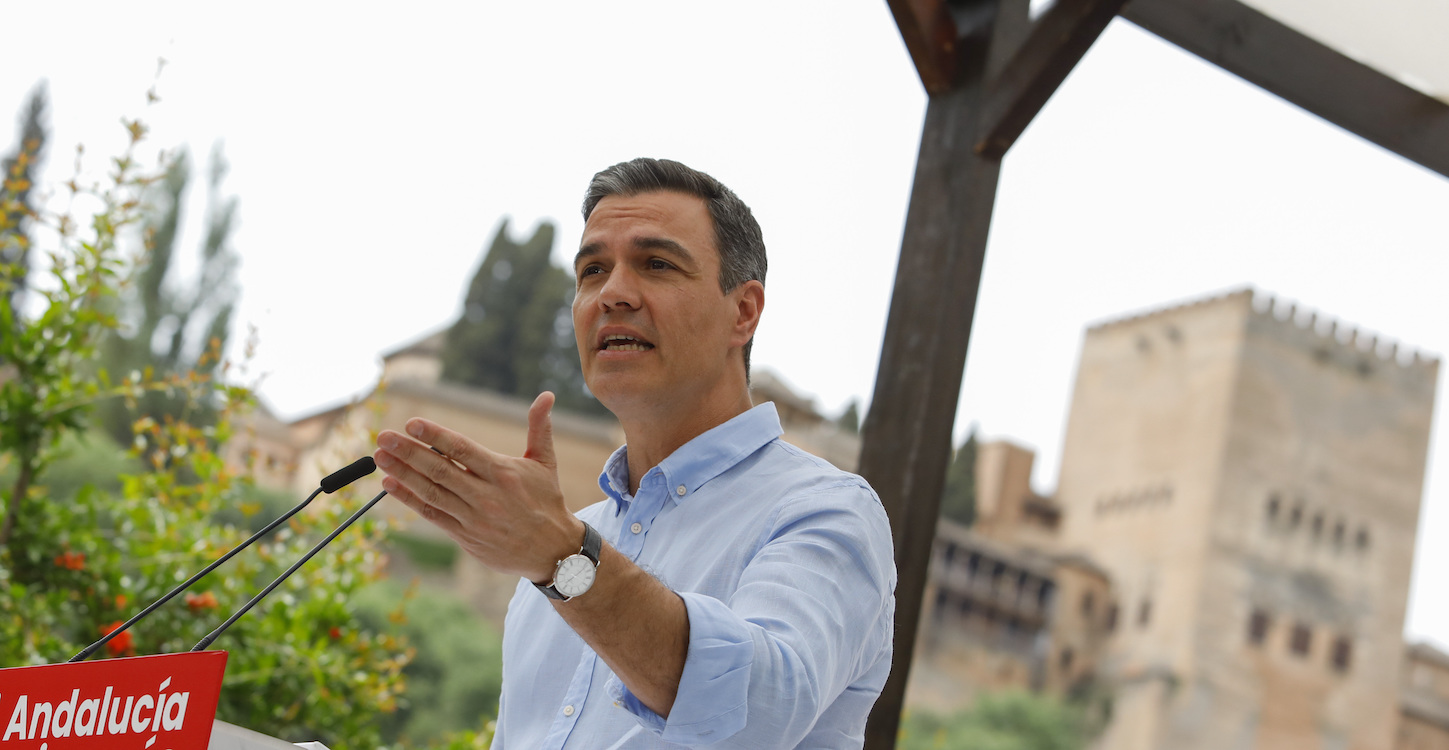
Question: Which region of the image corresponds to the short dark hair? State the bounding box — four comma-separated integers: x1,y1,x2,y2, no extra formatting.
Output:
582,158,767,377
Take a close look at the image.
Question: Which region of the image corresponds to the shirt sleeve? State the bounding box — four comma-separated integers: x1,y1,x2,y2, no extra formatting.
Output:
606,481,896,746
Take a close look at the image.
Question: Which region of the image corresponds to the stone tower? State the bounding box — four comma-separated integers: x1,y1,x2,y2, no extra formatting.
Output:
1053,289,1439,750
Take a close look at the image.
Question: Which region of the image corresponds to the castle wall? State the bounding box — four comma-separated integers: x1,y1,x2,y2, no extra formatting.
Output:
1054,287,1438,750
1188,294,1438,750
1399,643,1449,750
1056,291,1254,750
975,440,1061,550
904,520,1113,714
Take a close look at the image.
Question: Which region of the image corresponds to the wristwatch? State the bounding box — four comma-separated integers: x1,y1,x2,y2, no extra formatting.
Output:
535,522,602,601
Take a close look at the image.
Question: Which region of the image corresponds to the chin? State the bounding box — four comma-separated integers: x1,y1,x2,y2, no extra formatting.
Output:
588,383,661,416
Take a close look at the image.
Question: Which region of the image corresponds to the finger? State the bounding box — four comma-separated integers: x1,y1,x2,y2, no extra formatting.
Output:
431,445,470,472
376,428,470,485
383,476,465,536
525,391,557,466
403,417,504,479
374,435,473,519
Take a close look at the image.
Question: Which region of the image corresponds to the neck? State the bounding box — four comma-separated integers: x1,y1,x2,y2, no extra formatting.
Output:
617,386,755,496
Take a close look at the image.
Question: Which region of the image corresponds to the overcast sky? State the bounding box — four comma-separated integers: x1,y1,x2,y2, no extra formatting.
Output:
4,2,1446,650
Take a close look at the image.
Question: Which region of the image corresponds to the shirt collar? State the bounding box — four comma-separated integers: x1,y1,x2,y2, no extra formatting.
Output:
598,402,784,514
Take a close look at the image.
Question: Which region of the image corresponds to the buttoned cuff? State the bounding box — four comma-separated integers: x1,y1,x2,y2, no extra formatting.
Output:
608,592,752,744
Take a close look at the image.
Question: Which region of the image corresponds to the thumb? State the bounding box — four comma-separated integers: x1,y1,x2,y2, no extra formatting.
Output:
525,391,557,466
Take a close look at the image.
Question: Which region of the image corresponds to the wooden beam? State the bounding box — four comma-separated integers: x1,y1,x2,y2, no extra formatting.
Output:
976,0,1129,158
885,0,961,94
1124,0,1449,179
860,43,1002,749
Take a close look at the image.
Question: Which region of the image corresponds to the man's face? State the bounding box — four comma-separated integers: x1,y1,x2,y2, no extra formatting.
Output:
573,190,758,415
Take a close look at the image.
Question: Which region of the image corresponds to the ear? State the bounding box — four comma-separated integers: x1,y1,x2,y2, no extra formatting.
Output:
729,280,765,348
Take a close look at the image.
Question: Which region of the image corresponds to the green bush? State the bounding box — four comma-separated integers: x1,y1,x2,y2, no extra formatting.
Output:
899,691,1089,750
388,529,462,570
0,106,408,750
353,581,503,748
0,429,140,499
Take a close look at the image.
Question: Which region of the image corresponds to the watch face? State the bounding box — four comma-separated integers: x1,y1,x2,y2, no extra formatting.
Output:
554,554,597,598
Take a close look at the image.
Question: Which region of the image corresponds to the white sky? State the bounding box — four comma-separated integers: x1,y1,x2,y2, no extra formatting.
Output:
4,2,1446,651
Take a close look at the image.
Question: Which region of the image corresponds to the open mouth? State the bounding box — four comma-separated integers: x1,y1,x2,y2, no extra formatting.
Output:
600,333,655,352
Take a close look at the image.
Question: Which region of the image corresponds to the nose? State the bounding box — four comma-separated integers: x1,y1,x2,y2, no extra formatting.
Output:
598,266,641,311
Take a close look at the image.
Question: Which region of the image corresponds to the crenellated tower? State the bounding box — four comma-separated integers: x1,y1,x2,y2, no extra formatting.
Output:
1053,288,1439,750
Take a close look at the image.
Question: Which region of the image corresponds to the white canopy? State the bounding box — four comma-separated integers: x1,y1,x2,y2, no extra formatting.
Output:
1243,0,1449,103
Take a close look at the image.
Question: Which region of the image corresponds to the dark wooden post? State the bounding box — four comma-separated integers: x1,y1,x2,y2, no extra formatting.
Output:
859,43,1001,748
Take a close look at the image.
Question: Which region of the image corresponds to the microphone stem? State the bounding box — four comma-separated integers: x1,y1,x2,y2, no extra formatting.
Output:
70,486,326,662
193,490,389,652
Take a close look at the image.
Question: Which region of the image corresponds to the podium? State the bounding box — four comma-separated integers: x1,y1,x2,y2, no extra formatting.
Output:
0,653,329,750
209,720,330,750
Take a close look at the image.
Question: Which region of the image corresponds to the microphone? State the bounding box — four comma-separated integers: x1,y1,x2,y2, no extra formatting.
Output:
320,455,377,493
192,488,390,651
69,456,378,662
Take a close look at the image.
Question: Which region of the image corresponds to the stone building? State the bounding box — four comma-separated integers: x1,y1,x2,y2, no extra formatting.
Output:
1057,289,1439,750
905,288,1446,750
1400,643,1449,750
906,513,1114,713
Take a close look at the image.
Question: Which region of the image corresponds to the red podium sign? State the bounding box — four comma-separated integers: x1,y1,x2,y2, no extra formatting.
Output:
0,651,227,750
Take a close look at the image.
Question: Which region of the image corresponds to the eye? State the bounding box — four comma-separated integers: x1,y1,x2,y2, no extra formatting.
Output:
578,264,603,280
647,258,674,271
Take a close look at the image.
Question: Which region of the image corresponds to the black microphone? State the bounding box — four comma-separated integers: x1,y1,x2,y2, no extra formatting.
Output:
192,488,390,651
69,456,378,662
320,455,377,493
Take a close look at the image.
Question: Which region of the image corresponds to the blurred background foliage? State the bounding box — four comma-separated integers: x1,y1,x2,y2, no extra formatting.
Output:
0,82,500,748
354,581,503,748
898,691,1089,750
939,427,978,527
92,139,240,449
441,219,607,417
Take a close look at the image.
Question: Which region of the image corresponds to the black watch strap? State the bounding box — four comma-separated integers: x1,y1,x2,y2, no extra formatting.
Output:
536,522,602,600
578,521,602,563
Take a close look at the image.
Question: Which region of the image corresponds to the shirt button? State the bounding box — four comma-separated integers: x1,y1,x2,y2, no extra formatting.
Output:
631,522,643,534
563,705,575,717
676,485,687,496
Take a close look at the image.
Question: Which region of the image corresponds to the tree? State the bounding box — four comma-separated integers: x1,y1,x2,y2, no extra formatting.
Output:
0,109,407,750
353,581,504,747
95,143,239,446
940,427,978,526
441,219,606,415
899,691,1088,750
836,398,862,434
0,82,47,317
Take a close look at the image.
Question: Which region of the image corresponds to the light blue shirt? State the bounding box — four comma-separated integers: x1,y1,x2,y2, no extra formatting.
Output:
491,403,896,749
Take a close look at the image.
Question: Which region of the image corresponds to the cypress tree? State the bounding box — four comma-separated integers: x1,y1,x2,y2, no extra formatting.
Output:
96,144,239,445
1,83,48,316
940,427,978,526
442,220,604,415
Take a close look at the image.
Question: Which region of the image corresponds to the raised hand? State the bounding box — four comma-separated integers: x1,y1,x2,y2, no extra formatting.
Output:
373,391,585,583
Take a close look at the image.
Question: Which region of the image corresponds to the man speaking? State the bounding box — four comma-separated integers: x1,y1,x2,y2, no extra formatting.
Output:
373,158,896,748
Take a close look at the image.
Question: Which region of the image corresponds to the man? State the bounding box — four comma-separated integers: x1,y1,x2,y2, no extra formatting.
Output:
373,158,895,748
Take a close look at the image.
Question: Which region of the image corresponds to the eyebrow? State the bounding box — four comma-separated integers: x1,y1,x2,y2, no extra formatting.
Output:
574,236,697,269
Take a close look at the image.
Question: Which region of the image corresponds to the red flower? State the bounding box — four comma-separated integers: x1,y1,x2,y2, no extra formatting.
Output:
99,622,134,657
329,626,342,640
185,591,219,612
115,594,128,609
53,550,86,571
